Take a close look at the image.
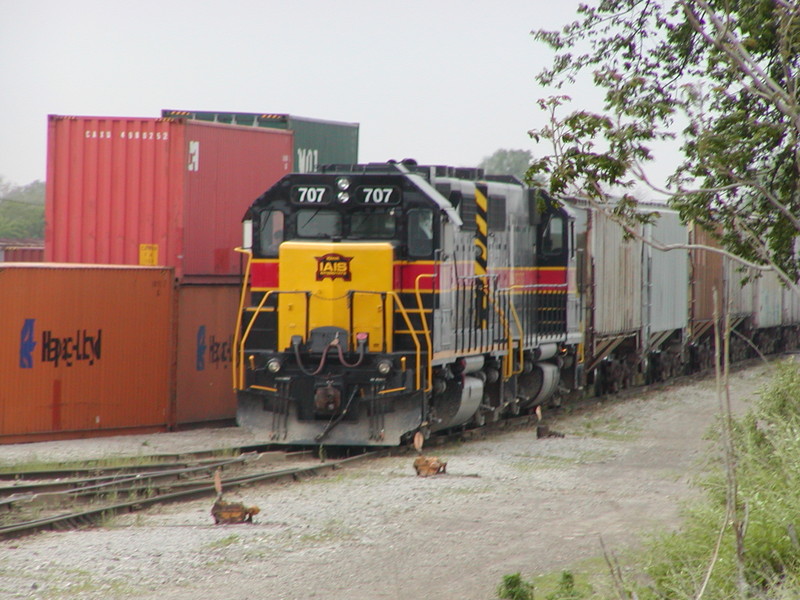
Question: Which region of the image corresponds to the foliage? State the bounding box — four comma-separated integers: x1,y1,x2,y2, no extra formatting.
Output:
497,572,536,600
479,149,536,181
0,177,45,239
529,1,800,280
545,571,585,600
630,359,800,599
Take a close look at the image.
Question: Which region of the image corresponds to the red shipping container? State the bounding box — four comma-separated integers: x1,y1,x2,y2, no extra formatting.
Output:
45,115,292,280
1,246,44,262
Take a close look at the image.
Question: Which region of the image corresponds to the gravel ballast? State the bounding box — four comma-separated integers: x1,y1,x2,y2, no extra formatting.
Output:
0,362,774,599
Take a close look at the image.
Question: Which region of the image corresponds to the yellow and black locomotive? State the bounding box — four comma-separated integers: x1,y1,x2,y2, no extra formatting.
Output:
233,160,580,445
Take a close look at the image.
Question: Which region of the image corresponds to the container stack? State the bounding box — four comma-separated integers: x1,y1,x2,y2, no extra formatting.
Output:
22,111,360,438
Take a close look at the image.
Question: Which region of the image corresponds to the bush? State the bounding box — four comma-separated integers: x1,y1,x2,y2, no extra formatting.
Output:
497,572,535,600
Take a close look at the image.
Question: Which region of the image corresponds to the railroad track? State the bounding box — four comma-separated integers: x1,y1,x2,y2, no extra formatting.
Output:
0,413,552,540
0,447,381,539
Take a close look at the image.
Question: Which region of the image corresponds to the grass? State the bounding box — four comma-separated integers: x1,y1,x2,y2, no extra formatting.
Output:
298,518,357,544
205,533,241,549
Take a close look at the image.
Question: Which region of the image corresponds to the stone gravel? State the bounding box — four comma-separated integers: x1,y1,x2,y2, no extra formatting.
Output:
0,361,774,600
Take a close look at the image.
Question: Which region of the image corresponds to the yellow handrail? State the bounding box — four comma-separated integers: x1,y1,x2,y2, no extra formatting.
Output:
232,247,253,391
237,289,274,391
506,286,527,376
413,274,435,392
488,289,514,378
387,291,425,391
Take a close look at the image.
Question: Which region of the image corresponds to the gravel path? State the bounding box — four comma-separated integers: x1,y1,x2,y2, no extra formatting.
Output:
0,361,774,600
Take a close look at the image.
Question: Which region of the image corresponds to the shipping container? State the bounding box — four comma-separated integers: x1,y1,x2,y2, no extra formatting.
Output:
162,110,359,173
174,284,239,425
0,243,44,262
642,209,689,335
45,115,293,279
0,264,174,443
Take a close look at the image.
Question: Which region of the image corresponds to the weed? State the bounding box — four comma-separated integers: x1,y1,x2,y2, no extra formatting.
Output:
497,572,535,600
206,534,240,549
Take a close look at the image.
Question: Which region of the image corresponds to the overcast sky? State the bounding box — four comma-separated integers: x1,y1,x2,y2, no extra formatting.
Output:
0,0,596,186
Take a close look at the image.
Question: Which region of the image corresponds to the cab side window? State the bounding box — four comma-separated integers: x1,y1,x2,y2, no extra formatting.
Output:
259,210,284,257
407,208,434,257
542,215,564,256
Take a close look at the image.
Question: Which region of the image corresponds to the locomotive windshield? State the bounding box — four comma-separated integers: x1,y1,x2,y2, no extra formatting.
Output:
349,210,396,238
296,209,342,238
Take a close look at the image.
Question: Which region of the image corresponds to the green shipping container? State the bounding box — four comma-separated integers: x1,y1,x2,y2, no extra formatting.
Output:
162,110,359,173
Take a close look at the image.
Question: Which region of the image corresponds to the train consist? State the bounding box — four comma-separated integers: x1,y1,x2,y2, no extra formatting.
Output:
233,160,800,446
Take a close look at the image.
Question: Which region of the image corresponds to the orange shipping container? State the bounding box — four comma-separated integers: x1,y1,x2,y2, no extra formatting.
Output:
0,264,174,443
175,284,239,425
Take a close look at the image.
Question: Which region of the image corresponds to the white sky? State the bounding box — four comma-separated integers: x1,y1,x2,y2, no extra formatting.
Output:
0,0,595,186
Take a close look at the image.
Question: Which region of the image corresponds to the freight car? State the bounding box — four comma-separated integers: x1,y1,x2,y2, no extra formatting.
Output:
233,160,800,446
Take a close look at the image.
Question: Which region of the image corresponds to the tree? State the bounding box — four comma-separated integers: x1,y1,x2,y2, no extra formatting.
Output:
528,1,800,281
0,178,45,239
478,149,534,181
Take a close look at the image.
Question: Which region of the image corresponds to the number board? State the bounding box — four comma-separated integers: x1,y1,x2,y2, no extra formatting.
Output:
290,185,331,204
356,186,401,205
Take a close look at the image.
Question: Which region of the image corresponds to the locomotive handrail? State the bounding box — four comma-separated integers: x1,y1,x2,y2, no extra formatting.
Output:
500,287,526,377
233,247,253,391
413,274,435,392
386,291,425,391
236,289,275,391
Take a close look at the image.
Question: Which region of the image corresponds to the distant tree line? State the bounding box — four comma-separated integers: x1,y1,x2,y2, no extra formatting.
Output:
0,177,45,239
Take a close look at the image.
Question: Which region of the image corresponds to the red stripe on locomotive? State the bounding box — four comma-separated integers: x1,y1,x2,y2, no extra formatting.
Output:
250,260,279,289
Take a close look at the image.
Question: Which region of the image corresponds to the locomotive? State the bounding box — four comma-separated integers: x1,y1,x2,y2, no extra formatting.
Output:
233,159,800,446
233,160,580,445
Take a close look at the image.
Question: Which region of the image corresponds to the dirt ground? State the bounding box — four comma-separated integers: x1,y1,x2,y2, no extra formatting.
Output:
0,361,775,600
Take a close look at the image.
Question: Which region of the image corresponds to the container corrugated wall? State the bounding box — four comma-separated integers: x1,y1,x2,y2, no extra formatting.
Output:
782,283,800,324
174,284,239,425
161,110,359,173
689,227,724,331
0,265,174,443
724,259,756,318
643,210,688,334
1,246,44,262
45,115,293,279
753,270,784,328
590,210,643,336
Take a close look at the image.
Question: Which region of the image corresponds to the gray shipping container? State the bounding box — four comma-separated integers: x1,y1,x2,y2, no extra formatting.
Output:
161,110,359,173
642,209,689,336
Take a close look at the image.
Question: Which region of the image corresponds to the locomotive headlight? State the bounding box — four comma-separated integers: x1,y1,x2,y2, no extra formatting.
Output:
336,177,351,191
376,359,393,375
266,358,283,373
337,191,350,203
